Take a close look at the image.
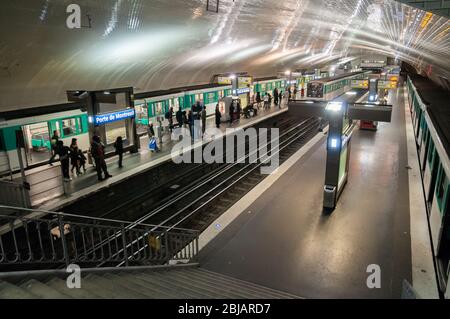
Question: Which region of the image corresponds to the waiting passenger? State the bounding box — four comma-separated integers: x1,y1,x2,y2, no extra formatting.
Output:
114,136,124,168
91,135,112,181
48,130,60,166
201,106,207,136
55,140,71,181
215,104,222,128
256,92,262,108
78,149,87,173
69,138,81,176
176,108,183,128
147,123,155,139
263,94,269,109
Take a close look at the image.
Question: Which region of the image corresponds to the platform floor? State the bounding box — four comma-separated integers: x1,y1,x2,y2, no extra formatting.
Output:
198,87,414,298
23,104,288,211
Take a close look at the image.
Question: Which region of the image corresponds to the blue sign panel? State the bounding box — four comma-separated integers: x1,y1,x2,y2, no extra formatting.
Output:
233,87,251,95
93,109,135,126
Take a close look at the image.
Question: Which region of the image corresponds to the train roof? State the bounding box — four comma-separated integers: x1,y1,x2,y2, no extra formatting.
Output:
410,73,450,159
309,71,367,84
0,101,85,121
134,83,230,100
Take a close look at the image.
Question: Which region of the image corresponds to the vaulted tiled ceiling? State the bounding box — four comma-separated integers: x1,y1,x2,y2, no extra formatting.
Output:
0,0,449,110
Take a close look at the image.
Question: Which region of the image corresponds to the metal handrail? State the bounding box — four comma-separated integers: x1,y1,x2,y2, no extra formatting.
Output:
0,205,196,233
0,205,199,270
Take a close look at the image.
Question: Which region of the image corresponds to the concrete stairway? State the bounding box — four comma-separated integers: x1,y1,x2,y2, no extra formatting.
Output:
0,266,300,299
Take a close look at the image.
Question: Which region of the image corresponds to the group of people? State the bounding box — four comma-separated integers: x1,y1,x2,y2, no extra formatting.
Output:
255,89,285,110
49,130,124,182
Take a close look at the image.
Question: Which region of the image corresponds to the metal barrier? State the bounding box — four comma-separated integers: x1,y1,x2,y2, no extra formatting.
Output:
0,205,199,269
0,180,31,209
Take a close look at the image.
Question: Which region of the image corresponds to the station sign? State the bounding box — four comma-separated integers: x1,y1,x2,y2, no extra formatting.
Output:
378,80,398,89
218,76,232,85
92,109,135,126
351,80,369,89
233,87,251,95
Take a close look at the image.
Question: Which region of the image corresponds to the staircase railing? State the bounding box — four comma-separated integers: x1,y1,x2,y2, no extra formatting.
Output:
0,205,199,270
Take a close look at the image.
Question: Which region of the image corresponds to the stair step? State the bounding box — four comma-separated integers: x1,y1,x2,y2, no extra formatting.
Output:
154,270,250,299
186,269,298,299
85,274,146,299
45,277,103,299
138,271,231,299
103,273,171,299
0,280,37,299
20,279,70,299
120,272,196,299
175,273,273,299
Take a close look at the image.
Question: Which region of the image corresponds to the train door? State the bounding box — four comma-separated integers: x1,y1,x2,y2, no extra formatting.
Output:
22,122,51,166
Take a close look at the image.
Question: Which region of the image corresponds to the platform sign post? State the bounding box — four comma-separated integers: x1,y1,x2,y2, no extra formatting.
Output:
323,101,349,209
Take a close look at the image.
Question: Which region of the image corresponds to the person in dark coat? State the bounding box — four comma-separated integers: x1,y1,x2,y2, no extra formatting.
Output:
215,104,222,128
69,138,81,175
78,149,87,173
274,88,279,106
48,130,60,165
187,110,193,138
279,91,283,107
176,108,183,128
91,135,112,181
113,136,124,168
256,92,262,108
147,123,155,139
229,103,234,124
201,106,207,136
55,140,71,181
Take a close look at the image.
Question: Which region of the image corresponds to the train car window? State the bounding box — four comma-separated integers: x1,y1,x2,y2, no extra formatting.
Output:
62,118,78,137
427,139,435,165
436,166,449,213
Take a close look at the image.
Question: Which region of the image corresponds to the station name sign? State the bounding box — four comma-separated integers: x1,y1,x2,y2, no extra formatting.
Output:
93,109,135,126
233,87,251,95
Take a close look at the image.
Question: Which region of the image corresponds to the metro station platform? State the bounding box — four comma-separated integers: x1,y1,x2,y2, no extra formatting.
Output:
197,85,439,299
26,104,288,212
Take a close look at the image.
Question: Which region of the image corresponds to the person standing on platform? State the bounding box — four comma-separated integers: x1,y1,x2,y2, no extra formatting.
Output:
48,130,60,165
113,136,124,169
263,93,269,109
187,110,193,138
229,103,234,125
293,87,298,99
256,92,262,109
147,123,155,139
78,149,87,174
91,135,112,181
167,107,174,132
55,140,71,182
215,104,222,128
279,91,283,107
176,108,183,128
274,88,279,106
201,106,207,137
69,138,81,176
268,93,272,108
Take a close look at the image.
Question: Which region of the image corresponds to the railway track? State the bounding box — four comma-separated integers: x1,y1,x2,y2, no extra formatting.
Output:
94,117,321,266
